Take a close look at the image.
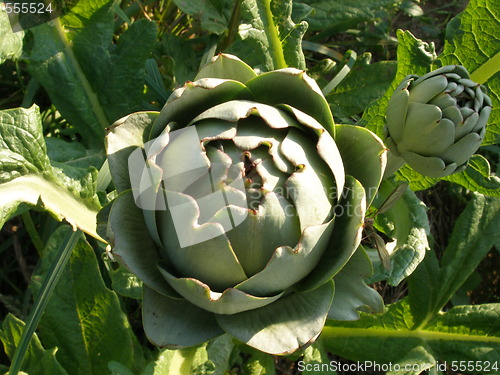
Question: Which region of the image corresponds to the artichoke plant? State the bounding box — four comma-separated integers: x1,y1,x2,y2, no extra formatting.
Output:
384,65,492,178
101,54,386,354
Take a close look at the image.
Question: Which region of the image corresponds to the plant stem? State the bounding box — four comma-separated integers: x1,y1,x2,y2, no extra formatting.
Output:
53,18,109,132
383,150,406,180
21,212,44,257
258,0,287,69
220,0,242,52
8,228,81,375
470,51,500,84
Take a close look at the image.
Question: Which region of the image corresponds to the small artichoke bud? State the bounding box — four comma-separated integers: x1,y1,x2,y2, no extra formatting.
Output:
384,65,492,178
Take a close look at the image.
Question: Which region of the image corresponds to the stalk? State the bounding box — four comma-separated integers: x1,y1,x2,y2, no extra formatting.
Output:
8,229,81,375
257,0,287,69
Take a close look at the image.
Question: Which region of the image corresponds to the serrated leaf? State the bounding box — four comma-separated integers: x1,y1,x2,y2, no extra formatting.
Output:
229,0,306,70
438,0,499,145
394,154,500,195
173,0,233,34
0,314,68,375
27,2,157,147
30,227,141,375
240,346,276,375
161,34,203,84
301,340,336,375
386,346,435,375
271,0,307,69
366,179,430,286
109,266,143,299
293,0,401,32
45,138,105,170
441,155,500,197
0,8,24,64
0,106,101,238
408,193,500,328
141,345,215,375
206,335,235,375
321,300,500,370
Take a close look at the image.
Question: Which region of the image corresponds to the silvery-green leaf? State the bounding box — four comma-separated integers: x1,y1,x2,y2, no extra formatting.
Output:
108,191,178,298
217,280,334,355
143,287,223,348
106,112,159,193
334,125,386,207
328,247,383,320
298,176,366,291
245,69,335,134
195,53,257,83
157,268,283,315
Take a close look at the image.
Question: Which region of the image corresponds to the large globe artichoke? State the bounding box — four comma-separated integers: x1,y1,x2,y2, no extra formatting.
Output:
101,54,386,354
384,65,492,178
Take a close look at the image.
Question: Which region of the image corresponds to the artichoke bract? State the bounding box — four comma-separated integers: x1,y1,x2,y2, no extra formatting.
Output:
102,54,386,354
384,65,492,178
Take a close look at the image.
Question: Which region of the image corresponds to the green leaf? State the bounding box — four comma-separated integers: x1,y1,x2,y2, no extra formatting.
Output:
298,177,366,291
195,52,257,83
45,138,105,170
104,110,158,191
442,155,500,197
408,193,500,328
334,125,386,207
107,191,177,297
8,228,81,375
0,9,24,64
394,155,500,195
366,179,430,286
0,314,68,375
27,3,157,147
301,342,335,375
239,346,276,375
329,247,383,320
386,346,435,375
143,287,224,349
361,30,436,138
321,300,500,370
206,335,235,375
424,304,500,361
293,0,400,32
108,361,135,375
327,57,397,119
399,1,423,17
0,106,102,239
161,34,203,84
217,280,334,355
438,0,499,145
245,69,334,134
141,345,215,375
30,226,141,375
173,0,233,34
229,0,306,70
271,0,307,69
109,266,143,300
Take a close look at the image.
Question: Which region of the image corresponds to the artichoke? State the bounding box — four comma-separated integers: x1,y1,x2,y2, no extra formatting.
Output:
384,65,492,178
101,54,386,354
